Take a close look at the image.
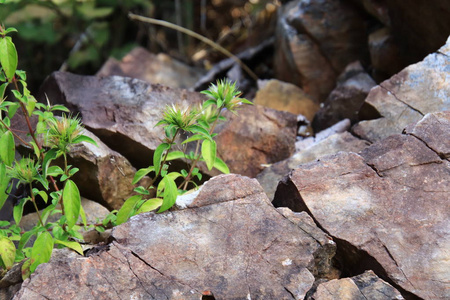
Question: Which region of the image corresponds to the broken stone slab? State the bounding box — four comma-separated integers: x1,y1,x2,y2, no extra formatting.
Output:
273,114,450,299
253,79,319,121
310,270,404,300
14,174,337,299
274,0,369,102
39,72,297,178
312,61,376,132
257,131,369,200
97,47,205,89
352,36,450,143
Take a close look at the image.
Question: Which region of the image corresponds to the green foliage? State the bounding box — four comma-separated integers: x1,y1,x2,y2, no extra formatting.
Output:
0,25,99,279
118,79,251,219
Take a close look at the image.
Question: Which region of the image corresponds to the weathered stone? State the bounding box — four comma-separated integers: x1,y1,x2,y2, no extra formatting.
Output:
347,0,390,26
14,174,336,299
352,36,450,143
311,270,404,300
253,79,319,121
274,115,450,299
39,72,297,178
312,62,376,131
274,0,369,102
257,132,369,200
97,47,204,89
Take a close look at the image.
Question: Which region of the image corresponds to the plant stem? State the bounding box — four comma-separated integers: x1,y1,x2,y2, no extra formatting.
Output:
29,183,44,227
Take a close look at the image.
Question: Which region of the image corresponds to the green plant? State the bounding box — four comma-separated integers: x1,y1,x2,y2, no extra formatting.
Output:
114,79,252,224
0,25,97,279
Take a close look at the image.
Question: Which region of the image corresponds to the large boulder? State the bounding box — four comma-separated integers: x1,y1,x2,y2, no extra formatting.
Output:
352,36,450,143
274,0,369,102
14,174,337,299
273,111,450,299
39,72,297,178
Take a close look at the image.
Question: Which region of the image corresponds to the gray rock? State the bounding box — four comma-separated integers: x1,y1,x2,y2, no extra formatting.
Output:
258,131,369,200
312,62,376,132
14,174,337,299
311,270,404,300
274,113,450,299
352,36,450,143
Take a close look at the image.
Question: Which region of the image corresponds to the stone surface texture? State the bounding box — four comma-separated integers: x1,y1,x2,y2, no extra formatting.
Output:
14,174,337,300
39,72,297,178
273,112,450,299
312,61,376,131
253,79,319,121
311,270,404,300
258,132,369,200
352,36,450,142
97,47,204,89
274,0,368,102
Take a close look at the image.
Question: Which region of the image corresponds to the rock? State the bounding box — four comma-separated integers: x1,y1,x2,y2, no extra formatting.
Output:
257,132,369,200
310,270,404,300
312,62,376,131
296,119,352,152
352,37,450,143
368,28,404,82
65,129,151,210
14,174,337,299
347,0,390,26
39,72,297,178
253,79,319,121
97,47,204,89
274,0,369,102
273,113,450,299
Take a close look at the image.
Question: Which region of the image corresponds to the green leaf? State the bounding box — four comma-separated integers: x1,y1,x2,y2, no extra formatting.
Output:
201,139,216,171
0,131,14,166
15,70,26,80
40,203,57,225
153,143,170,175
158,176,178,213
42,148,58,178
0,36,18,82
137,198,163,214
134,186,149,195
0,82,8,100
116,195,142,225
79,204,87,228
0,163,10,210
189,125,212,140
213,157,230,174
165,151,185,161
54,240,83,255
202,99,217,108
30,231,54,273
47,165,64,177
21,258,32,280
0,237,16,269
72,135,98,146
50,105,70,113
4,27,18,35
132,166,154,185
63,179,81,229
13,197,28,226
181,134,204,145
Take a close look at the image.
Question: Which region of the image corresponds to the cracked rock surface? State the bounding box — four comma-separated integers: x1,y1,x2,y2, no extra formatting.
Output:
352,36,450,143
273,112,450,299
14,174,336,300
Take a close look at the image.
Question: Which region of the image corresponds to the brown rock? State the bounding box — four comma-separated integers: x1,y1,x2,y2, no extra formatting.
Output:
97,47,204,89
311,270,404,300
353,37,450,143
312,62,376,131
14,174,336,299
274,114,450,299
39,72,297,178
274,0,369,102
253,79,319,121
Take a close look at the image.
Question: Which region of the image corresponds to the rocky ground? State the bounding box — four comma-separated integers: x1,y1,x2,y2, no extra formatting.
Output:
1,0,449,299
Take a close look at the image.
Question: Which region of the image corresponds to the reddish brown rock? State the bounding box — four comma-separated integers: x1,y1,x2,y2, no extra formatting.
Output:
274,113,450,299
97,47,204,89
14,174,336,299
353,37,450,143
39,72,297,178
274,0,369,102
